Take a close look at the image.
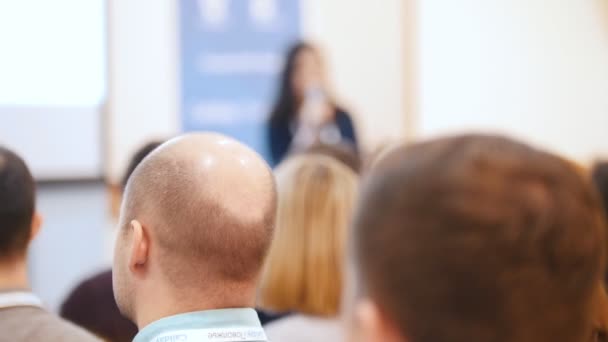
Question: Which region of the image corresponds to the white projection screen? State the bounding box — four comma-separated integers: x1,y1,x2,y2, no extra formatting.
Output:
0,1,106,180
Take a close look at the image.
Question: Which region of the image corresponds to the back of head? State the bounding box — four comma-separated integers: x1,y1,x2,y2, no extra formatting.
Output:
121,141,164,190
0,146,35,259
353,135,606,342
303,143,361,174
114,133,277,324
260,155,358,316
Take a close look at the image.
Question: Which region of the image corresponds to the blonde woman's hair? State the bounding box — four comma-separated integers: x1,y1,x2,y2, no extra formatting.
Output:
259,154,358,316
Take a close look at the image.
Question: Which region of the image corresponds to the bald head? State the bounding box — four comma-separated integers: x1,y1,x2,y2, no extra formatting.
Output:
121,133,277,285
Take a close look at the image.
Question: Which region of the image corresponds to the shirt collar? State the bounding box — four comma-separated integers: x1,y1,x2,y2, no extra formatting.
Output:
134,308,262,342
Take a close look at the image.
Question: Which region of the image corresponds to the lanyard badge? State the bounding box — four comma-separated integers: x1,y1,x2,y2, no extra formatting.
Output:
151,327,268,342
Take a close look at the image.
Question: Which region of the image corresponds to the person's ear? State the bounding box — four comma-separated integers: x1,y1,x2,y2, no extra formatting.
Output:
29,212,43,242
128,220,149,276
355,299,405,342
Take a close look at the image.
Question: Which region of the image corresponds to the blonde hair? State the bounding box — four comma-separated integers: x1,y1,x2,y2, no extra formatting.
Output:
259,154,358,316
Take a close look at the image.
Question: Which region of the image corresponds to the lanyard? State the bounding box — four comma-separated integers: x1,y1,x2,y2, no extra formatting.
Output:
0,291,43,309
150,327,267,342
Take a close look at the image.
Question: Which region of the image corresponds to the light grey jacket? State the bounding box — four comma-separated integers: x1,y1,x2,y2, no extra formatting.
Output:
0,306,101,342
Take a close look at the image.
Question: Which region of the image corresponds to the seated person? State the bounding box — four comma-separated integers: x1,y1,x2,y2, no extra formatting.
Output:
591,161,608,340
302,142,361,174
112,133,276,341
348,135,607,342
592,161,608,220
259,154,358,341
0,146,100,341
60,141,162,342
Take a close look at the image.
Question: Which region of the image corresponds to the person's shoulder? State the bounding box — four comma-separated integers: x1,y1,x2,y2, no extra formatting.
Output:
0,306,102,341
257,308,290,325
81,269,113,284
63,269,112,304
61,270,112,318
269,314,341,328
80,269,113,292
334,107,352,121
334,107,356,132
264,314,342,342
38,309,103,341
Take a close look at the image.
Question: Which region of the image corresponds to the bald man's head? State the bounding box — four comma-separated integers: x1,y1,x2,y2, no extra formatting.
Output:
113,133,277,322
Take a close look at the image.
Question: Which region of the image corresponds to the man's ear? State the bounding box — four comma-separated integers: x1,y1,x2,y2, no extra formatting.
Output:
29,212,43,242
128,220,150,276
355,298,405,342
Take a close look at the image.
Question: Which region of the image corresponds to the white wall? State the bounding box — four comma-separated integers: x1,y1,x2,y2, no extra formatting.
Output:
31,183,109,312
301,0,406,149
106,0,179,182
417,0,608,162
106,0,406,182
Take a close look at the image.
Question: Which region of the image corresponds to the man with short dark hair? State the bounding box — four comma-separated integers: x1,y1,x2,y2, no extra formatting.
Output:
113,133,277,341
0,146,100,341
349,135,606,342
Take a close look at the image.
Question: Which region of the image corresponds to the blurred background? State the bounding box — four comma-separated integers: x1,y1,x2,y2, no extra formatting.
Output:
0,0,607,312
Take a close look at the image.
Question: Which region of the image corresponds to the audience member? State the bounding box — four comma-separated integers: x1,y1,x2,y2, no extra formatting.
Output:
268,41,358,165
60,141,163,341
113,133,276,341
592,161,608,218
591,161,608,341
0,146,100,341
260,155,358,341
302,142,361,173
349,135,607,342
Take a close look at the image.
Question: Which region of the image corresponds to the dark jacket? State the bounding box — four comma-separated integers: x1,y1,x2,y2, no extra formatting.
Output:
268,109,358,166
61,270,138,342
